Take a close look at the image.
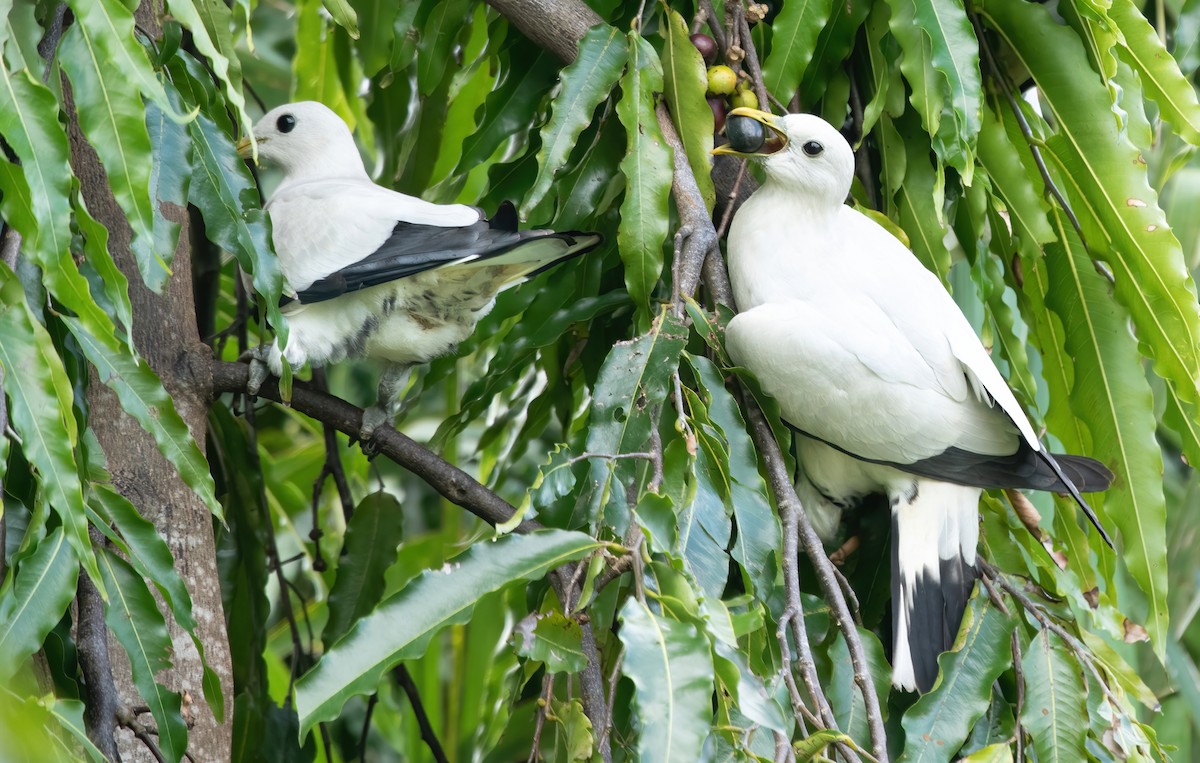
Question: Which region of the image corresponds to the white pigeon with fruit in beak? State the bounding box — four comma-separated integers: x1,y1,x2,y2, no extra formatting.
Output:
714,108,1113,692
236,101,601,444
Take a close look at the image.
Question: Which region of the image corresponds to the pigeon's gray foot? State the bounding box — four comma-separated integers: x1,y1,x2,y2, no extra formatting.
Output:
357,364,412,455
239,345,272,395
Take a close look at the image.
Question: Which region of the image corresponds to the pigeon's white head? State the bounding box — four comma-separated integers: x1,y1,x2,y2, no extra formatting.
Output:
237,101,367,182
714,109,854,205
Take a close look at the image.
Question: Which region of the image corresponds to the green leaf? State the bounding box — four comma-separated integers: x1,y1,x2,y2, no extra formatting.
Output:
186,108,287,341
761,0,836,101
525,24,626,212
515,611,587,673
1037,212,1167,656
883,113,952,280
584,312,689,457
618,599,714,763
801,0,873,104
0,529,78,681
98,548,187,763
796,729,855,761
321,0,360,37
416,0,471,96
166,0,255,147
827,628,891,749
63,316,222,519
980,0,1200,413
713,640,790,734
1109,0,1200,145
1021,630,1087,762
900,593,1016,761
616,34,672,322
324,492,405,644
456,43,558,174
960,744,1013,763
686,353,780,596
87,484,224,723
295,529,601,734
660,7,715,211
0,264,98,586
59,2,165,290
0,70,129,343
146,98,193,274
913,0,983,179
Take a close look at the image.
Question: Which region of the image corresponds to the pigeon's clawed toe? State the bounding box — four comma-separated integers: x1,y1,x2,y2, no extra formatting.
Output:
239,345,273,396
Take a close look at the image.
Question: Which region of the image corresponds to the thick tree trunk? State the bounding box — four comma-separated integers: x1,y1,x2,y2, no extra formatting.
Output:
64,2,233,759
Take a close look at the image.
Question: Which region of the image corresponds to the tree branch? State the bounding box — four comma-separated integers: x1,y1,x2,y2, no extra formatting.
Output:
212,361,612,757
213,361,537,532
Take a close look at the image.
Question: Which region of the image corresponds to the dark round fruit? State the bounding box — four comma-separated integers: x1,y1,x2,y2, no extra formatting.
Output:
708,97,727,133
726,115,766,153
690,33,718,65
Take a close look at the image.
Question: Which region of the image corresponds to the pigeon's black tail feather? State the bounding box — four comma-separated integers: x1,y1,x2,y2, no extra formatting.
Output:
891,481,980,693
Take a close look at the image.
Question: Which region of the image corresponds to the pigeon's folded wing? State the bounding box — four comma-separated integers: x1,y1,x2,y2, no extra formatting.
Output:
267,179,483,292
726,298,1022,465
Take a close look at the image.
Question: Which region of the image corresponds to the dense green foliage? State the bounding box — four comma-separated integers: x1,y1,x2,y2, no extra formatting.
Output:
2,0,1200,760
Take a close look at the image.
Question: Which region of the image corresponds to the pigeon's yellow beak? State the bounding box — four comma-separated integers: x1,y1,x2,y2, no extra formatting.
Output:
713,108,788,157
235,135,258,159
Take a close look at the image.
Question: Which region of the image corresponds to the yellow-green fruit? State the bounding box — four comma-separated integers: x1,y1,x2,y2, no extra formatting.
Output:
706,65,737,96
731,90,759,109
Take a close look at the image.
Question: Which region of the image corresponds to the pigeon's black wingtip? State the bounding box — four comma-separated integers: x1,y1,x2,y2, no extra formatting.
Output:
1039,450,1115,548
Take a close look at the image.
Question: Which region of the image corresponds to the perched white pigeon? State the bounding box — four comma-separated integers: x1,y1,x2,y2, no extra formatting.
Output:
714,108,1113,692
236,102,601,442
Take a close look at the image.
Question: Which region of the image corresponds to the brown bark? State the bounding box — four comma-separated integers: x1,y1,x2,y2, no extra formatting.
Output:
64,1,233,759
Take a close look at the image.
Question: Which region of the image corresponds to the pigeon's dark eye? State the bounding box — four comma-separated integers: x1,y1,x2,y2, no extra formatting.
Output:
276,114,297,134
802,140,824,157
726,116,766,153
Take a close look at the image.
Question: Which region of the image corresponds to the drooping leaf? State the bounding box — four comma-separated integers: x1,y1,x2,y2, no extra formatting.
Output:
827,628,891,749
980,0,1200,413
146,98,193,274
185,107,287,342
0,264,98,586
801,0,872,104
415,0,471,96
166,0,255,145
660,7,715,211
295,530,601,734
1021,630,1088,762
98,548,187,763
515,611,588,673
1037,212,1167,655
616,34,672,322
0,529,78,681
324,492,405,644
457,42,558,175
63,316,223,519
59,4,165,290
584,312,689,457
761,0,836,101
618,599,714,763
322,0,360,38
524,24,626,212
900,594,1016,761
1109,0,1200,145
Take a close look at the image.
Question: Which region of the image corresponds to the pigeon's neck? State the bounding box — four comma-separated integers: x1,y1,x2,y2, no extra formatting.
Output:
756,178,844,218
278,148,370,188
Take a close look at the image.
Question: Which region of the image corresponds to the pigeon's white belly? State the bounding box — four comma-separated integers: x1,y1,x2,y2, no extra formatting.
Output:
268,270,498,373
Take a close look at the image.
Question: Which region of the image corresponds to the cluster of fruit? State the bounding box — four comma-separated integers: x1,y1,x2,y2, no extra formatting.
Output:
690,33,758,132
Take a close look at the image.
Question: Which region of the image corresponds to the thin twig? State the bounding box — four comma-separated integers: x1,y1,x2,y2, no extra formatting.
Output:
395,664,449,763
358,693,379,761
698,0,728,53
117,705,167,763
715,160,749,240
735,2,770,113
528,673,555,763
597,649,624,754
1011,631,1025,761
